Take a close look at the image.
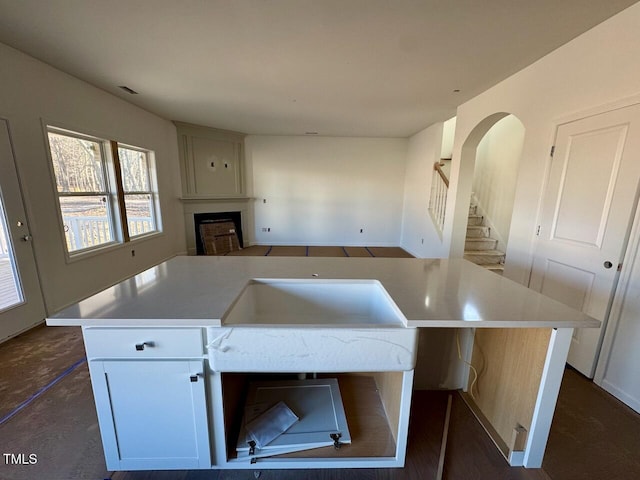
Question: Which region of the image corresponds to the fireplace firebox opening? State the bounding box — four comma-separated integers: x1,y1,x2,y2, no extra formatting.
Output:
194,211,243,255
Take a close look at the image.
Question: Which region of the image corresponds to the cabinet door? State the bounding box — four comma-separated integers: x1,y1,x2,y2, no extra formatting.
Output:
89,359,210,470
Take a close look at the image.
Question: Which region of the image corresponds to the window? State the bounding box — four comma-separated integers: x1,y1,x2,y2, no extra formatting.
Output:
118,146,157,238
46,127,160,255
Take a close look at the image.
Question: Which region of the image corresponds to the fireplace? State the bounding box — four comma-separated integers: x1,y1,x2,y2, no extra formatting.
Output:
194,211,244,255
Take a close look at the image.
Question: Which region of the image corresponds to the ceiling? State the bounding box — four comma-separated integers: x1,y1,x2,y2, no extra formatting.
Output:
0,0,637,137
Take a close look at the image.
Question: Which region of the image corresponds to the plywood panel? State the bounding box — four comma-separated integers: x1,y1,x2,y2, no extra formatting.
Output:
373,371,404,442
468,328,552,453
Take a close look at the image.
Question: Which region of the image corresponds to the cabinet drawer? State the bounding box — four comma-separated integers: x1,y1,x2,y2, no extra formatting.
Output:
83,328,204,359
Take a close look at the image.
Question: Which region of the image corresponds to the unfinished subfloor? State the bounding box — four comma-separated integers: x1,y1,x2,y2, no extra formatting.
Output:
224,245,414,257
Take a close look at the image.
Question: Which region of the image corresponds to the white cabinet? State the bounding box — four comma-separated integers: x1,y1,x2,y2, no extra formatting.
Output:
83,327,211,470
81,326,414,470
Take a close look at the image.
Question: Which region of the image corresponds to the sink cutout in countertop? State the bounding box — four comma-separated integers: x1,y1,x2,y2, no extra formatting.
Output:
222,278,407,327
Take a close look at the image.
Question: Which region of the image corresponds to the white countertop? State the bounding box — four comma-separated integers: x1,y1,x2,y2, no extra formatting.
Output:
47,256,600,328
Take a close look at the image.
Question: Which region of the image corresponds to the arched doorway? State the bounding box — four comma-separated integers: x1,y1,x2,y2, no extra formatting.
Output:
449,113,525,275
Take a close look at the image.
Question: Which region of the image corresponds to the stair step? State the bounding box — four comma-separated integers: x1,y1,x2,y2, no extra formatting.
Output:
481,264,504,275
464,250,505,265
467,214,484,226
466,225,490,238
465,237,498,251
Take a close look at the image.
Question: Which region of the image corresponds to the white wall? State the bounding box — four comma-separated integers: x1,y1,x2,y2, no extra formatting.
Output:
0,42,185,314
246,135,407,246
472,114,524,249
399,123,447,258
440,116,456,160
445,3,640,284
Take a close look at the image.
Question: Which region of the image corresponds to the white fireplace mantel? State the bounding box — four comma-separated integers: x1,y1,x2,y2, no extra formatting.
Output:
180,196,252,203
182,197,255,255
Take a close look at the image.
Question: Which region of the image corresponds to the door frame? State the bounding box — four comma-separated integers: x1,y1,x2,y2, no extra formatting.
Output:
593,185,640,411
0,115,46,342
529,93,640,375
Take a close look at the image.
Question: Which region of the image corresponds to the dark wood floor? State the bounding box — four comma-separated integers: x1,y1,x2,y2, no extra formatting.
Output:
544,366,640,480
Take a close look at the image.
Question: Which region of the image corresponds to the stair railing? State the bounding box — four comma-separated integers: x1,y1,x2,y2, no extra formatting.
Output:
429,162,449,234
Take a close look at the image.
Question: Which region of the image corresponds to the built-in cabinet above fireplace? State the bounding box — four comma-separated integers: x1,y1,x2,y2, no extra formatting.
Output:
175,122,247,199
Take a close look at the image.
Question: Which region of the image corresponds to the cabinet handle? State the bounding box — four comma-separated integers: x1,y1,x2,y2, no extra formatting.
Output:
190,374,200,383
135,342,154,351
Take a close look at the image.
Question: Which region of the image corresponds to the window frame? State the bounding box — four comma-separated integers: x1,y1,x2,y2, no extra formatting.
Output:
46,127,121,255
115,143,161,241
44,124,162,260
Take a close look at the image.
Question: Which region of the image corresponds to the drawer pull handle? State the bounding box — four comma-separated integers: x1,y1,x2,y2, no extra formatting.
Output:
190,374,200,383
135,342,154,351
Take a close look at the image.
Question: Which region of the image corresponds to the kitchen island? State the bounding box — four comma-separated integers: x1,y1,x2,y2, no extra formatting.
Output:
47,256,599,471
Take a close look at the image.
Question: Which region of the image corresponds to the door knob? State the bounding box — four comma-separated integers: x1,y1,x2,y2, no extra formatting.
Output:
604,261,613,269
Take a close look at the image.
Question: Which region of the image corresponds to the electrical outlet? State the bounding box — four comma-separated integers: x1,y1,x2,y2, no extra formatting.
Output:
131,249,136,257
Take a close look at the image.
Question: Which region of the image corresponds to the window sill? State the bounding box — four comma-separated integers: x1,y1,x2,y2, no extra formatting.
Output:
63,231,164,264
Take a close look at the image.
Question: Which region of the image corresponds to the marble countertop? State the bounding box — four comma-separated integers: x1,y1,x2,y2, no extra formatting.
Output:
47,255,600,328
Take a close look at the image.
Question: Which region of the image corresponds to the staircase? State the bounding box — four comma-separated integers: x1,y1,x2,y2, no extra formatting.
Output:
464,203,505,274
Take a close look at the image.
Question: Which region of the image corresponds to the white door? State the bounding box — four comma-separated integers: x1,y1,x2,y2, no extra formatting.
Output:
530,104,640,378
593,201,640,413
0,118,45,341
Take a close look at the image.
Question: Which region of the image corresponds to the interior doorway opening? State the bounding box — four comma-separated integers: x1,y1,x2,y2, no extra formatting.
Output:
454,113,525,275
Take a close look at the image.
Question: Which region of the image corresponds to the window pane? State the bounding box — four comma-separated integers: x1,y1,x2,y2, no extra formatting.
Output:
0,196,23,311
60,196,114,252
118,147,150,192
48,132,106,193
125,194,156,237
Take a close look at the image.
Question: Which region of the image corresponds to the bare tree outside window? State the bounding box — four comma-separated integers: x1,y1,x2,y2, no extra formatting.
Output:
46,127,160,255
48,131,114,252
118,146,157,238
